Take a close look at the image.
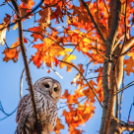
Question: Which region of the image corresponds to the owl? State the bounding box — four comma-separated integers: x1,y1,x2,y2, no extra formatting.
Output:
16,77,61,134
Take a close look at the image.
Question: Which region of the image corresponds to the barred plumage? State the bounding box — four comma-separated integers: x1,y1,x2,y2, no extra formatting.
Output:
16,77,61,134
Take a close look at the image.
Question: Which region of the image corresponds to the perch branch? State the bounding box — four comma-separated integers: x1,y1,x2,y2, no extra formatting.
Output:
11,0,43,133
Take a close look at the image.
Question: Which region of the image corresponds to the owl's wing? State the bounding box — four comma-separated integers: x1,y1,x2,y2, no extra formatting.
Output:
16,94,30,134
16,94,30,123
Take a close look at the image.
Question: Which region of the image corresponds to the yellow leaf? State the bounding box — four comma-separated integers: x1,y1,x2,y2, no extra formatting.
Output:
13,23,18,30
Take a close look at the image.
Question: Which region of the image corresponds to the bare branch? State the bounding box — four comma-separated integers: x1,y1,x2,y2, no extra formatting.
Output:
0,101,17,121
112,34,125,52
114,82,134,95
86,75,110,80
119,69,124,120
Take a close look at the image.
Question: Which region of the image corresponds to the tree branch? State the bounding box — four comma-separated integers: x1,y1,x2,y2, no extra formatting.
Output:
0,101,17,121
80,0,106,43
58,60,103,108
0,0,45,31
11,0,43,133
100,0,121,133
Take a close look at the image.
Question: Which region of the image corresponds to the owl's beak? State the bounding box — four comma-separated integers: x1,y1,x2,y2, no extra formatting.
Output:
49,90,52,95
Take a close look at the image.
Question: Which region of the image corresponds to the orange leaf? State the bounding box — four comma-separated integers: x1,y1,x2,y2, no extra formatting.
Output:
28,26,44,41
124,57,134,75
54,117,64,134
3,40,20,62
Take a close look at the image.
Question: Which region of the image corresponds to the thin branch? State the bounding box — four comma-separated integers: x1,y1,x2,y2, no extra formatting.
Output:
20,68,25,98
80,0,106,43
114,83,134,96
112,34,125,52
0,101,17,121
33,0,61,15
0,0,44,31
6,0,20,17
63,28,94,61
127,101,134,124
59,60,103,108
119,63,124,120
4,39,20,49
103,0,109,15
86,75,110,80
11,0,43,133
120,46,134,56
23,29,44,38
115,75,119,118
95,40,110,61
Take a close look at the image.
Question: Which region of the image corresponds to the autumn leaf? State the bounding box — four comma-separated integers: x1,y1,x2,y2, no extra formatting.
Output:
3,39,20,62
124,57,134,75
31,38,63,68
20,0,35,16
24,38,28,43
63,103,95,133
61,89,70,99
54,117,64,134
28,26,44,41
3,14,11,31
39,7,51,24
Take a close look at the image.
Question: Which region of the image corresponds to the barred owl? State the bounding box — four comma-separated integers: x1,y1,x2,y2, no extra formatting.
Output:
16,77,61,134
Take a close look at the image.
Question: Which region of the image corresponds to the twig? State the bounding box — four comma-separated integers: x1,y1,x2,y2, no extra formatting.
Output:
120,46,134,56
23,29,44,38
58,60,103,108
20,68,25,98
119,64,124,120
80,0,106,43
0,101,17,121
33,0,61,15
63,28,94,61
6,0,20,17
112,34,125,52
95,40,110,61
103,0,109,15
86,75,110,80
4,39,20,49
127,99,134,124
114,83,134,95
115,75,119,118
11,0,43,133
51,64,63,79
0,0,44,31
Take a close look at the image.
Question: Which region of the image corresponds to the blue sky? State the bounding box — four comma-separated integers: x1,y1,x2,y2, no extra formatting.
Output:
0,0,134,134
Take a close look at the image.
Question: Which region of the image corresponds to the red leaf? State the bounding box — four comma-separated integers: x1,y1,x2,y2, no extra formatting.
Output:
24,38,28,43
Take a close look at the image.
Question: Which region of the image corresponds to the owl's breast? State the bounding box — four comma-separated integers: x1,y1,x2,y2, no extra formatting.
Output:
39,97,57,133
41,107,57,133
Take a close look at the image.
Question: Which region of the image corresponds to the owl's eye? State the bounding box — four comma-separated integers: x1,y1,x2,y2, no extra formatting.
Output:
54,88,57,92
44,84,50,88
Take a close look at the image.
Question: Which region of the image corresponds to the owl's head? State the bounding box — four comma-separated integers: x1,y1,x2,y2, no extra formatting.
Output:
34,77,61,102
